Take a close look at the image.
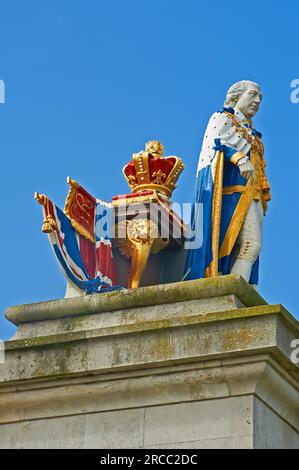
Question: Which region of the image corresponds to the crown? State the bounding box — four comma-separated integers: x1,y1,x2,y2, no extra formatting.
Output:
123,141,184,198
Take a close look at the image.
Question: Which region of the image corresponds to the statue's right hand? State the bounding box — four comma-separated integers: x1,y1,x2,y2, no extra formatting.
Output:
238,159,255,180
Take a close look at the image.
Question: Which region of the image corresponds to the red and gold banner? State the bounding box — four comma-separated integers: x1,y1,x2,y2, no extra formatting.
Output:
64,177,96,243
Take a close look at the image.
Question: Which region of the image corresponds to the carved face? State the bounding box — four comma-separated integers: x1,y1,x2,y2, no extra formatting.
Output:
128,220,152,243
235,86,262,118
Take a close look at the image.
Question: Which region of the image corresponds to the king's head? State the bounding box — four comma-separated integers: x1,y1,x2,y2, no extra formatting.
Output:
224,80,262,118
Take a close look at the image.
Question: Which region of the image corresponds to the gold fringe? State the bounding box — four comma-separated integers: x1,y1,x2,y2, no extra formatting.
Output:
64,176,79,215
68,217,95,244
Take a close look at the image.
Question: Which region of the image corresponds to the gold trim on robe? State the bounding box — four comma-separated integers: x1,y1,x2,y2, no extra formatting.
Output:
222,185,246,195
230,151,246,165
206,151,224,277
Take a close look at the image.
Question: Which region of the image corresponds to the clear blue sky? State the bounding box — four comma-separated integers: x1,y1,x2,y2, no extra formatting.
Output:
1,0,299,340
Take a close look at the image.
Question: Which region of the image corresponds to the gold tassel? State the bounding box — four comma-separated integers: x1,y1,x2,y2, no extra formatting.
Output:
34,192,56,233
41,217,56,233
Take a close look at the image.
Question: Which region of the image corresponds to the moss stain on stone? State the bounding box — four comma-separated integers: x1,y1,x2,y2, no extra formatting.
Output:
6,275,269,326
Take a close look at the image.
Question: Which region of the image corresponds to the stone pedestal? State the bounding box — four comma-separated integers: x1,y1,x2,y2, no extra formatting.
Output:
1,275,299,449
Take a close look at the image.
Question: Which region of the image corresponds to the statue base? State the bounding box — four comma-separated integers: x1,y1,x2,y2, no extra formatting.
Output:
1,275,299,449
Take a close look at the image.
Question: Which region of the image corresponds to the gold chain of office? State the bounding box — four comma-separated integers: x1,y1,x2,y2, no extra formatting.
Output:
223,111,264,155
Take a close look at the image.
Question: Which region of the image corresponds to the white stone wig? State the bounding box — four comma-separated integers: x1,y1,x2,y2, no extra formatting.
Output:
224,80,261,107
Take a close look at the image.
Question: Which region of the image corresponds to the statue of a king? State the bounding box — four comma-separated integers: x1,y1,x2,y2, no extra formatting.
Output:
185,80,271,287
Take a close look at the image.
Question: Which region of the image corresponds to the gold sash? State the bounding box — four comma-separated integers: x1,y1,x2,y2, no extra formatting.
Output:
219,177,256,259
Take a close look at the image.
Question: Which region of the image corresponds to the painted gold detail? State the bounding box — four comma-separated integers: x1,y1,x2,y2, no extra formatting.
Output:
133,183,173,197
164,157,185,191
145,140,164,156
223,111,264,154
34,192,56,233
64,176,79,215
115,219,169,288
112,194,160,206
152,169,167,184
230,151,246,165
221,116,271,213
208,151,224,277
223,185,246,195
127,175,137,185
64,176,95,243
219,177,256,259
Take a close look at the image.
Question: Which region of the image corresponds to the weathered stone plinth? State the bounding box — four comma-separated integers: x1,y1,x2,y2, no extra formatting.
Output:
1,275,299,449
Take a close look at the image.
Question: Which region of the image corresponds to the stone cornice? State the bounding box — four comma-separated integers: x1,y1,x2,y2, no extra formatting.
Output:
0,355,298,433
5,275,266,326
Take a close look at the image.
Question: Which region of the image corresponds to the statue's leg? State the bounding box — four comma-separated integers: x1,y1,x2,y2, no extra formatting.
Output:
230,200,263,282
